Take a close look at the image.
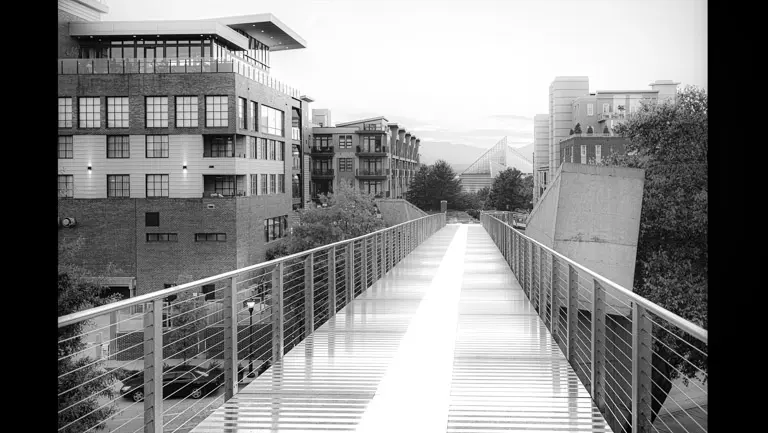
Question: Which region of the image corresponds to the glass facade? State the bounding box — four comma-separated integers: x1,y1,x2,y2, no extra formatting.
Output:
260,105,284,136
238,97,247,129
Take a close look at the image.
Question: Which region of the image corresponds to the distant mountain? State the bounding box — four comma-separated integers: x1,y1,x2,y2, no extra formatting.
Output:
418,141,486,173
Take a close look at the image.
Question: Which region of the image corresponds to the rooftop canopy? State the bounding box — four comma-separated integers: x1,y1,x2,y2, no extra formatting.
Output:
69,13,306,52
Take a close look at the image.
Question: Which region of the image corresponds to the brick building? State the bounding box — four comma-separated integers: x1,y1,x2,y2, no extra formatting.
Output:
308,114,421,201
57,0,314,298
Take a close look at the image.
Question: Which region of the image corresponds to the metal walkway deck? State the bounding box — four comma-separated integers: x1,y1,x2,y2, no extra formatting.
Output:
191,224,612,432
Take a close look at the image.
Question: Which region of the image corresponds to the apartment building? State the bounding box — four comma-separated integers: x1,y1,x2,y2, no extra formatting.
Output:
309,115,420,201
534,77,679,203
57,0,314,297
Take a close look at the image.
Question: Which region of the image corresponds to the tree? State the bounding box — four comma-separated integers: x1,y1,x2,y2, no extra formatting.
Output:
406,160,462,211
58,238,120,433
573,123,582,133
270,182,386,258
486,168,530,211
167,289,205,362
603,86,707,430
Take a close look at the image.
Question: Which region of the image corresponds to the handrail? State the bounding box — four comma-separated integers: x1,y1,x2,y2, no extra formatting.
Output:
59,213,442,328
482,213,707,344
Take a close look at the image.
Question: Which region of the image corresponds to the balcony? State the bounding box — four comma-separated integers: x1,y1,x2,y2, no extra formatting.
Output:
309,146,334,157
58,57,301,99
356,145,388,157
598,112,626,122
311,169,335,179
356,124,388,134
356,168,389,179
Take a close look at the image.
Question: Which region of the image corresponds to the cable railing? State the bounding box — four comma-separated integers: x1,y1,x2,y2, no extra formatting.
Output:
58,212,446,433
480,213,707,433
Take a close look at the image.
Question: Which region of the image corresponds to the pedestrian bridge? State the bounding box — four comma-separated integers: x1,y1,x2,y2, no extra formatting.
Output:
58,213,708,433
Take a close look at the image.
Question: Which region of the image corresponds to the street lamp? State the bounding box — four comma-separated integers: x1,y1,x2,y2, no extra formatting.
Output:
246,300,256,378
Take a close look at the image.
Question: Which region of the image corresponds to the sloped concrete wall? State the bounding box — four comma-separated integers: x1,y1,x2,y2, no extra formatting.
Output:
375,199,428,227
526,163,645,314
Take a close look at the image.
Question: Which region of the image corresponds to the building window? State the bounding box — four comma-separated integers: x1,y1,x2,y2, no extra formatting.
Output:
259,138,267,159
581,145,587,163
363,180,382,195
292,144,301,170
362,136,382,152
195,233,227,242
145,212,160,227
58,136,73,159
313,136,331,149
206,96,228,127
204,136,234,157
264,215,288,242
251,174,258,195
249,101,257,131
248,136,256,159
261,174,268,195
238,97,247,129
107,97,130,128
58,175,74,198
146,233,178,242
339,158,353,172
146,135,169,158
214,176,235,196
278,141,285,161
175,96,198,127
107,175,130,198
587,103,594,116
146,174,169,197
268,140,277,160
269,174,276,194
107,136,130,158
59,97,73,128
145,97,169,128
202,284,216,301
595,145,602,164
603,103,610,113
260,105,284,136
278,174,285,193
339,135,352,149
79,97,100,128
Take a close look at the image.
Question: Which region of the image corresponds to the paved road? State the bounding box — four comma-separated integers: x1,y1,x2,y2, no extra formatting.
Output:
102,382,250,433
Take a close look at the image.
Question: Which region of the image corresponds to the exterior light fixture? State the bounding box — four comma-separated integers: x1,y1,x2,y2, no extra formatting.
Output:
183,165,188,171
87,165,92,171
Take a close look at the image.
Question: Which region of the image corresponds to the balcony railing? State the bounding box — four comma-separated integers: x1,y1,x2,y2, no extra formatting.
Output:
355,145,388,155
356,168,389,178
311,169,335,177
560,132,620,142
309,146,334,155
598,112,626,122
58,213,446,433
58,57,301,99
203,191,247,198
481,213,708,433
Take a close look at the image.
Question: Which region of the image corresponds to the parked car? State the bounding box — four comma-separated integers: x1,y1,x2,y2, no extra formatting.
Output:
120,365,224,402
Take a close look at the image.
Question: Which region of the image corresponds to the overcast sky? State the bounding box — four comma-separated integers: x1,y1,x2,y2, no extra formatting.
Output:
103,0,707,148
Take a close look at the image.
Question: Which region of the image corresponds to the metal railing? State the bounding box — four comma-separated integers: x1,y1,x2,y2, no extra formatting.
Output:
356,168,389,177
311,169,335,177
58,213,445,433
355,145,388,154
480,213,707,433
58,57,301,99
309,146,334,154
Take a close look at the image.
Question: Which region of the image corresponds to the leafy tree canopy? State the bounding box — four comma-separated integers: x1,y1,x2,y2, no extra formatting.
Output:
406,160,462,211
486,168,533,211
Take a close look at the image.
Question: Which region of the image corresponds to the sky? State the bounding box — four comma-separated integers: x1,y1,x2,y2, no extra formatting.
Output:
103,0,707,149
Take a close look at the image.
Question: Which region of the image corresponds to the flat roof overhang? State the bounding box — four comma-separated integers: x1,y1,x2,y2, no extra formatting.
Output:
212,14,307,51
69,20,249,51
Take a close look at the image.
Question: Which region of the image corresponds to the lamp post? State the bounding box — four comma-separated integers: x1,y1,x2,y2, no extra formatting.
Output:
246,300,256,378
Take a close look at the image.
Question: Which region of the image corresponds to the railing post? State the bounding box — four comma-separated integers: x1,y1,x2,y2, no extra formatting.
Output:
379,232,386,276
566,264,578,364
328,247,337,316
372,234,379,281
304,253,314,335
346,243,355,303
591,279,605,409
632,302,653,433
362,237,369,290
271,263,284,364
223,276,238,401
550,257,559,337
143,298,163,433
526,239,533,299
538,245,546,322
